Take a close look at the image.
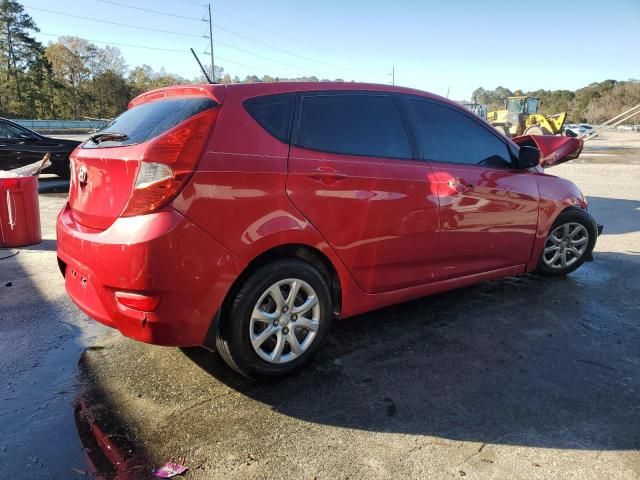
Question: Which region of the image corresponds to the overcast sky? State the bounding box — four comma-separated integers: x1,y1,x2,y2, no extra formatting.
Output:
23,0,640,100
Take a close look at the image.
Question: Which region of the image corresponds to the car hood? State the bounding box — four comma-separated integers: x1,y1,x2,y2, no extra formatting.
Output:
512,135,583,168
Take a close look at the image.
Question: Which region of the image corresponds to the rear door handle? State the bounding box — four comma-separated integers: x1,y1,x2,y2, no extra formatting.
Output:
306,167,347,185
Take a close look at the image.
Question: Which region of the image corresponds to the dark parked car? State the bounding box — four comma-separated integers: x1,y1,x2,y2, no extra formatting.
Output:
0,118,81,178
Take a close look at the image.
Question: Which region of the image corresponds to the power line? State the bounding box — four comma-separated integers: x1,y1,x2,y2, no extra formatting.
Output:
97,0,206,22
38,32,188,53
88,0,358,73
27,4,318,74
210,39,316,72
38,32,267,73
211,24,347,71
24,5,204,38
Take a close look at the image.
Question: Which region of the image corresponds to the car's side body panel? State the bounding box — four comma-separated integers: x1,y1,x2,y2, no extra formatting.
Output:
429,164,539,280
286,146,440,294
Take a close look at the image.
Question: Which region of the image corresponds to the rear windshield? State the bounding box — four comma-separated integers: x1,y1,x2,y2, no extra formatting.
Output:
83,97,217,148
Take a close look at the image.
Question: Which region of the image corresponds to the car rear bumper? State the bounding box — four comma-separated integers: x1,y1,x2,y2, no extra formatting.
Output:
57,203,239,347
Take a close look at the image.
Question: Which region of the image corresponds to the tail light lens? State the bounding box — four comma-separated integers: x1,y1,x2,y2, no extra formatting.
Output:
121,107,218,217
115,291,160,312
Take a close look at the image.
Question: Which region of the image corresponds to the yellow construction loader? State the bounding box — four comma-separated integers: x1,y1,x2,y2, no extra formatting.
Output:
487,96,566,137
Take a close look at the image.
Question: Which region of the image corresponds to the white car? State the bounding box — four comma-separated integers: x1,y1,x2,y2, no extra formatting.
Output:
564,125,590,137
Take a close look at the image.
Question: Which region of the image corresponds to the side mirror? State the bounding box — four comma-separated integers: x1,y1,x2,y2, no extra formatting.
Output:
516,146,540,169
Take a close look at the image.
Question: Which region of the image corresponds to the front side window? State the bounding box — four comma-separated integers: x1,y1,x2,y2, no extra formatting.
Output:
295,94,412,159
410,99,511,167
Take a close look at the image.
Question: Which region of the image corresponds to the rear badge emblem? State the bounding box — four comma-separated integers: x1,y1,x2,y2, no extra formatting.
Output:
78,166,88,184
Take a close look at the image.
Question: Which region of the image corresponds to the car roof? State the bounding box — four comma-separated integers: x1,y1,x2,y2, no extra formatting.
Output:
131,81,460,110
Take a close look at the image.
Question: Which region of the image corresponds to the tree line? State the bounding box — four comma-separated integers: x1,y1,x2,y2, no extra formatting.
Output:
472,79,640,124
0,0,344,120
1,0,638,123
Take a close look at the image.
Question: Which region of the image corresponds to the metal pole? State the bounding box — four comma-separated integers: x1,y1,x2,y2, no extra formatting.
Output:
392,66,395,86
583,107,640,142
208,3,215,82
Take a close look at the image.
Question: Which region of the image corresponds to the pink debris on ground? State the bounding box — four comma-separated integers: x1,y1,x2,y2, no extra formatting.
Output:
153,462,188,478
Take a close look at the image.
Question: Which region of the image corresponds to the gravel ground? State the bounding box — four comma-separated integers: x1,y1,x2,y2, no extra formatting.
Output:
1,133,639,480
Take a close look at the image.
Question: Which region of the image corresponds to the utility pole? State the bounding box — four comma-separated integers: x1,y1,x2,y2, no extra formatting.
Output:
392,66,395,86
208,3,215,82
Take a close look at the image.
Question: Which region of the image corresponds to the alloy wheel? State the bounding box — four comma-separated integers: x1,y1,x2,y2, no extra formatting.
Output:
249,278,321,364
542,222,589,269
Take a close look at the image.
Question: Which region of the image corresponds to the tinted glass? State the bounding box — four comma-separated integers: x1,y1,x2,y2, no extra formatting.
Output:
410,99,511,167
83,97,217,148
296,94,412,159
525,97,538,114
0,121,31,139
244,93,294,143
507,98,524,113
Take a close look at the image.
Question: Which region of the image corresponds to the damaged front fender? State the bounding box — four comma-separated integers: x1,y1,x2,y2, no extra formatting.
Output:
512,135,584,168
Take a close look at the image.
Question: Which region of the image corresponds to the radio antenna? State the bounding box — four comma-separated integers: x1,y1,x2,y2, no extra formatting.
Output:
191,48,213,84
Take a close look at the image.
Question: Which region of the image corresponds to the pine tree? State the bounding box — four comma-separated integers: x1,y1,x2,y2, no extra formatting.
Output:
0,0,43,116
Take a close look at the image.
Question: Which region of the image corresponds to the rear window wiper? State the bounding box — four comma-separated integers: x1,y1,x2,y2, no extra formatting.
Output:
88,132,129,144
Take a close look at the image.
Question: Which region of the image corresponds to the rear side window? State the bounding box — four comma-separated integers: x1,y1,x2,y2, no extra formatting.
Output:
295,94,412,159
244,93,294,143
410,99,511,167
83,97,217,148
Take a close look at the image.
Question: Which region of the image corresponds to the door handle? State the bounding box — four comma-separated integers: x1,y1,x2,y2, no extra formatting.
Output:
449,176,474,192
306,167,347,185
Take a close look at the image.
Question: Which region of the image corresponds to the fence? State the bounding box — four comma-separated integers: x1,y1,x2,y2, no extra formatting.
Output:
11,119,109,134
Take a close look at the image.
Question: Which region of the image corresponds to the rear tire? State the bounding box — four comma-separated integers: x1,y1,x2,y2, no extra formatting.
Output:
536,208,597,276
216,259,333,380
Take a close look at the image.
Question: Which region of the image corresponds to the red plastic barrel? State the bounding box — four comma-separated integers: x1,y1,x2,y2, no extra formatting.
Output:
0,176,42,247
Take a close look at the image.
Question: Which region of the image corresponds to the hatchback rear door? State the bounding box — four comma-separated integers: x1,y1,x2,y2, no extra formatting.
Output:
286,91,440,294
68,95,218,230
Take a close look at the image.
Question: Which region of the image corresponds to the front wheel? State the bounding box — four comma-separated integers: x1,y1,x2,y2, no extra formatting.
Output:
216,259,333,380
536,208,597,276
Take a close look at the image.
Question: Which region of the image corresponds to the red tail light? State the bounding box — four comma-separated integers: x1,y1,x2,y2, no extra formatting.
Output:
114,291,160,312
121,107,218,217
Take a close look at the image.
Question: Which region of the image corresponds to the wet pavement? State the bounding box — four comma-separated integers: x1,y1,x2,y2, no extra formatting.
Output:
0,177,108,479
1,160,640,479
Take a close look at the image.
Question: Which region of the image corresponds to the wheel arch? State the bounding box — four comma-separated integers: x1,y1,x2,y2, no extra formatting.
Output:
206,243,343,347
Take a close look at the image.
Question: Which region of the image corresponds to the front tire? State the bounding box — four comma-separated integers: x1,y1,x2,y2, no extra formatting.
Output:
536,208,597,276
216,259,333,380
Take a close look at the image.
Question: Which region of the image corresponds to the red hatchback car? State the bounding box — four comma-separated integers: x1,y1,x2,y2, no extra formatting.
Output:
57,82,600,379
